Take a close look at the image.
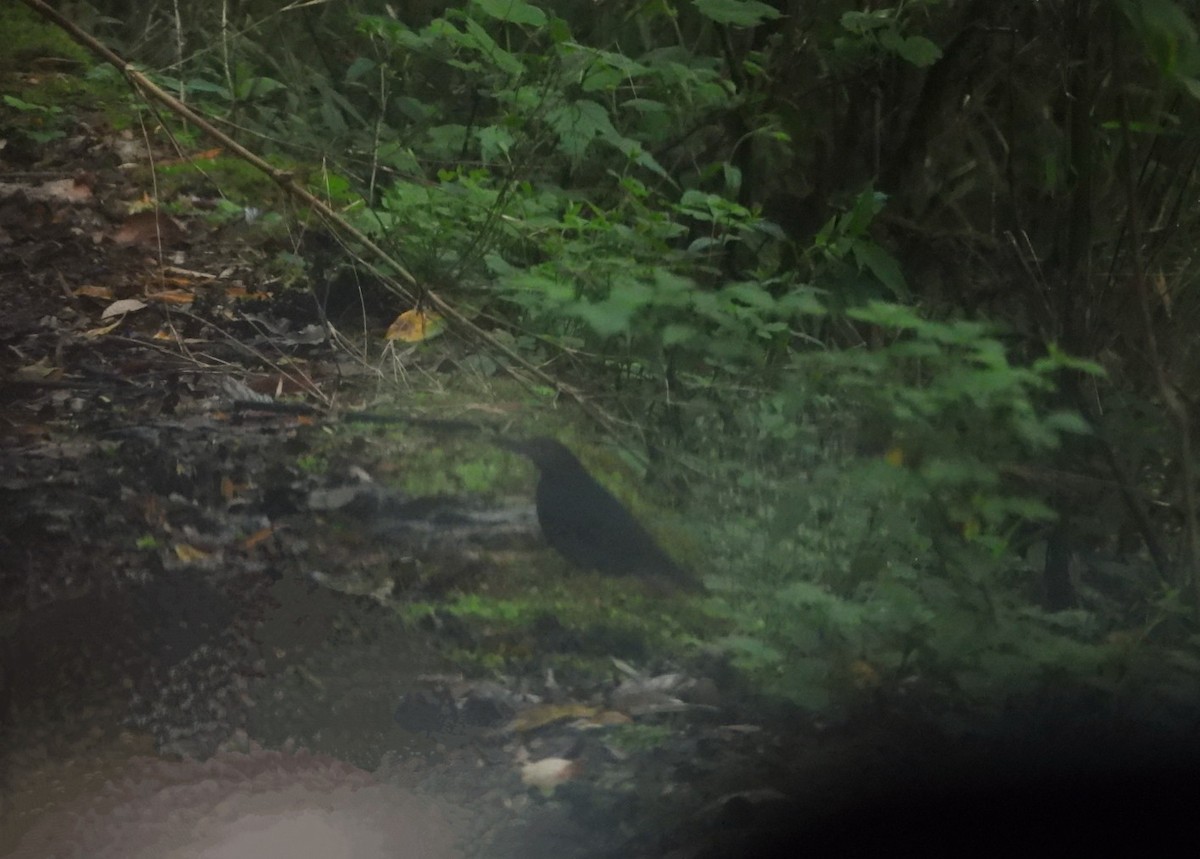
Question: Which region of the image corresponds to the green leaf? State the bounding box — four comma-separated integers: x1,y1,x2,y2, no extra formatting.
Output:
581,66,623,92
477,125,515,160
376,142,421,173
1179,75,1200,100
722,281,776,310
569,300,630,336
3,95,53,113
723,162,743,193
847,301,924,329
1119,0,1198,76
548,15,572,43
547,99,615,158
320,99,348,134
426,124,469,156
840,10,893,34
778,580,837,607
600,133,670,177
26,129,65,143
184,78,230,97
918,457,996,487
1032,346,1106,377
776,287,826,317
661,323,699,346
345,56,376,82
720,635,785,665
1043,411,1092,435
484,253,518,276
506,272,576,305
472,0,547,26
898,36,942,67
842,188,886,237
237,76,286,100
653,269,697,301
462,17,526,76
624,98,668,113
569,280,655,336
851,241,910,299
694,0,782,27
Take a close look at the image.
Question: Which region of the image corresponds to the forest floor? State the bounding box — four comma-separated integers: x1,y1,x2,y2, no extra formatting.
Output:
3,66,1198,859
0,88,957,859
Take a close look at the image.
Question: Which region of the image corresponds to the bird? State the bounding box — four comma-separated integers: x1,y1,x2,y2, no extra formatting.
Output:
500,437,703,592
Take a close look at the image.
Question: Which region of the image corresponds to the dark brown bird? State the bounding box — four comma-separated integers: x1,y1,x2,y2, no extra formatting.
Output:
501,437,702,592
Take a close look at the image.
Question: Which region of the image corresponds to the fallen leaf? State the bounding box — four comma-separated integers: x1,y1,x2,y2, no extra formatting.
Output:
145,289,195,305
590,710,633,726
84,320,122,337
520,757,581,794
159,147,222,166
74,284,114,299
241,526,276,550
225,285,269,300
386,308,445,342
507,702,600,733
39,175,92,202
101,297,148,319
174,543,210,562
309,570,394,604
13,357,62,381
164,265,217,281
112,210,186,247
127,193,156,214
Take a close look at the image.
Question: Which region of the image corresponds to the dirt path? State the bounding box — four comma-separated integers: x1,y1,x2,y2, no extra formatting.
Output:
7,80,1198,859
0,113,840,859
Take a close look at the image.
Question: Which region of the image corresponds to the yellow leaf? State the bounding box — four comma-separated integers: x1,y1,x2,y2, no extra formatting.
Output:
591,710,633,726
145,289,195,305
385,308,445,342
174,543,210,562
84,320,122,337
241,525,276,550
507,703,599,733
74,284,114,299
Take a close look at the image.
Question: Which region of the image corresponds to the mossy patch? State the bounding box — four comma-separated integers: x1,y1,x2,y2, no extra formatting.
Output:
390,442,516,496
398,564,717,680
0,6,91,73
